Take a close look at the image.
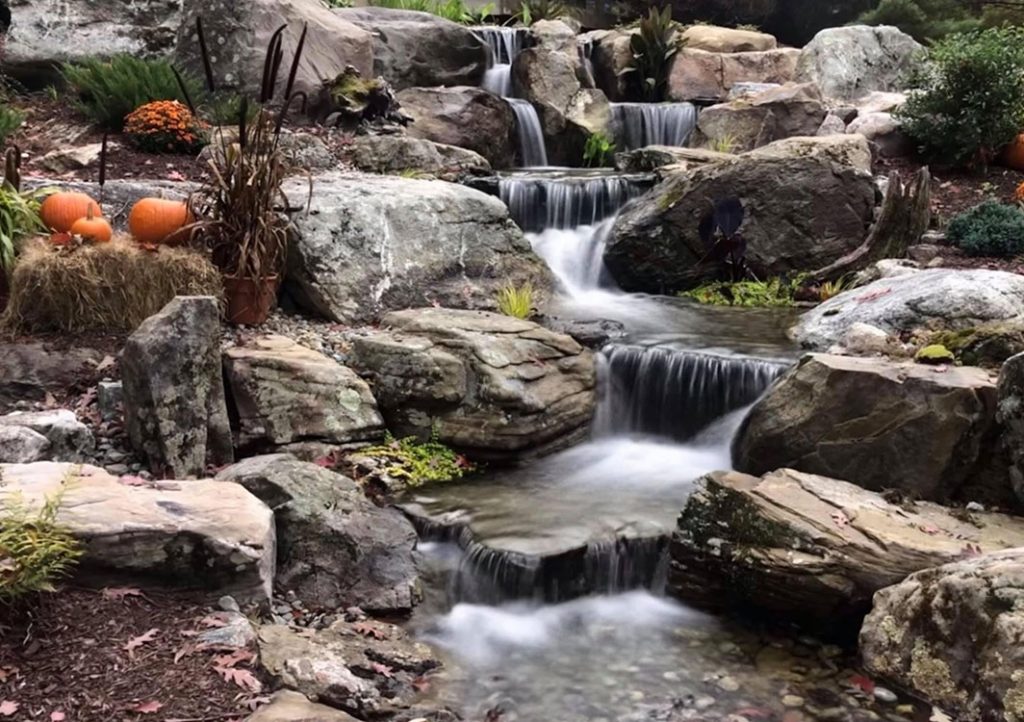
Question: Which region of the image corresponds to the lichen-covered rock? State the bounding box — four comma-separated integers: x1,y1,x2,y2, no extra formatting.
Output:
693,83,827,152
175,0,373,97
733,354,999,501
0,462,275,601
0,409,94,461
222,335,384,451
796,25,923,101
284,173,553,324
258,618,440,718
122,296,233,477
860,550,1024,722
334,7,487,90
605,136,875,293
928,320,1024,368
397,86,516,169
216,455,419,613
667,48,800,102
792,269,1024,351
668,468,1024,626
349,135,491,177
680,25,778,53
350,308,596,461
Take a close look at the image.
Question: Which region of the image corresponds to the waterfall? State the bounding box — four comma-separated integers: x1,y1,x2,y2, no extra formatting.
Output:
507,99,549,167
611,102,699,150
595,345,787,441
498,174,645,232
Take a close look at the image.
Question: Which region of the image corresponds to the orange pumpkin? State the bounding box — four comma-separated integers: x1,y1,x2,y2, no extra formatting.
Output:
69,209,113,244
1004,133,1024,171
128,198,192,245
40,192,102,234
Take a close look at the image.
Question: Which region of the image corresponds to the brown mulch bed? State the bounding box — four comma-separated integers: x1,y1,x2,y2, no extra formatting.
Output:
0,588,265,722
879,155,1024,221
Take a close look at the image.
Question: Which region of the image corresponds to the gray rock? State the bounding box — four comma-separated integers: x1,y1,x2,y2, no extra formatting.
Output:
197,610,257,649
796,25,923,101
792,269,1024,350
668,48,801,102
246,690,360,722
0,426,50,463
606,136,875,293
222,335,384,450
3,0,180,87
816,114,848,136
335,7,487,90
0,342,103,407
669,468,1024,625
349,135,491,177
97,381,123,423
860,550,1024,721
733,353,999,501
614,145,734,173
693,83,827,152
585,28,634,101
529,19,579,52
847,111,912,157
398,86,516,169
997,352,1024,507
284,172,553,324
350,308,597,461
122,296,233,478
175,0,374,97
0,410,93,461
0,462,275,602
217,454,419,613
258,618,439,718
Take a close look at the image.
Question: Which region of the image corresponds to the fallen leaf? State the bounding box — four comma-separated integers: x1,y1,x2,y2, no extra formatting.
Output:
212,649,254,669
371,662,394,678
174,642,199,664
214,665,262,693
352,621,387,640
849,674,876,694
51,711,66,721
131,700,164,714
124,628,159,657
856,288,892,303
198,614,227,628
102,586,143,601
0,701,19,717
165,170,187,181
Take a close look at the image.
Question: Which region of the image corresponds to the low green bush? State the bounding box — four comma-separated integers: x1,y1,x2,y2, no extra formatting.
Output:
359,434,473,487
897,27,1024,168
61,55,204,131
947,200,1024,257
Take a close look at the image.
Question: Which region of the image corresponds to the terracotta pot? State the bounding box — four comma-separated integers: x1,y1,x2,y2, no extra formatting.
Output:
223,274,278,325
1003,133,1024,171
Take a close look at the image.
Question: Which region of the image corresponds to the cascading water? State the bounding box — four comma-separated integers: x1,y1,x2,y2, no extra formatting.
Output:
506,99,549,167
611,102,699,150
499,173,645,232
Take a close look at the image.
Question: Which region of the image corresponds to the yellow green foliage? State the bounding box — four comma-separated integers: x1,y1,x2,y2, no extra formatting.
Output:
496,281,534,319
359,434,474,487
915,344,955,364
681,277,800,307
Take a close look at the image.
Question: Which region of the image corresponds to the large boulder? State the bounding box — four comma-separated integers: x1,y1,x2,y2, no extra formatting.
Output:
667,48,800,102
122,296,233,478
397,86,516,169
3,0,180,87
222,335,385,452
350,308,597,461
284,173,553,324
511,41,612,166
680,24,777,53
348,134,491,177
333,7,487,90
258,618,440,719
216,455,419,613
796,25,923,101
585,28,634,101
0,462,275,601
860,550,1024,722
693,83,827,152
733,353,999,502
792,269,1024,350
605,136,876,293
668,468,1024,627
175,0,373,98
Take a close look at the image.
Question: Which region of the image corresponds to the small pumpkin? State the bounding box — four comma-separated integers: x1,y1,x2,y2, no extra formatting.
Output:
69,208,113,244
40,191,102,234
1003,133,1024,172
128,198,192,245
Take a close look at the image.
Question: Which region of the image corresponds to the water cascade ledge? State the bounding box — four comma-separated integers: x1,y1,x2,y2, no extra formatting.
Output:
611,102,700,150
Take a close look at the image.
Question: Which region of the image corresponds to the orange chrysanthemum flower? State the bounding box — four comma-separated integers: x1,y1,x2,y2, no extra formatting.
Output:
124,100,208,155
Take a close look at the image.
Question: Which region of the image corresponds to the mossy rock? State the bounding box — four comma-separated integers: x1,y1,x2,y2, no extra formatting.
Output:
915,344,955,365
925,320,1024,368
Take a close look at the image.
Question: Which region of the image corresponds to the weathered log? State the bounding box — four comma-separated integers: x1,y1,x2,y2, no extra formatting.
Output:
808,167,931,282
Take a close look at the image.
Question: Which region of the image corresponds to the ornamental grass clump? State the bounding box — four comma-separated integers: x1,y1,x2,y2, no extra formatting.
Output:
496,281,534,319
124,100,207,155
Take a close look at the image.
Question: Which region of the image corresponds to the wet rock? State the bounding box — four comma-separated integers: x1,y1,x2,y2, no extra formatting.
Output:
0,426,50,463
860,549,1024,721
350,308,596,461
284,173,553,324
733,354,998,501
223,335,384,450
216,454,419,613
122,296,233,477
349,135,491,177
668,48,801,102
0,462,275,602
536,315,627,349
335,7,487,90
257,618,440,718
0,409,94,461
176,0,373,97
668,468,1024,627
246,690,360,721
796,26,923,101
0,342,103,407
693,83,827,153
680,25,778,53
397,86,516,169
614,146,734,173
606,136,875,293
792,270,1024,351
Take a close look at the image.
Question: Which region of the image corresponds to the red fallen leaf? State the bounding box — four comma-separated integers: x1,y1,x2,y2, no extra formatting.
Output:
850,673,876,694
212,649,254,669
352,621,388,640
51,711,66,721
198,614,227,628
312,455,334,468
856,288,892,303
131,700,164,714
0,701,18,717
214,665,262,693
174,642,198,664
411,676,431,692
124,628,159,657
102,586,143,600
165,170,187,181
371,662,394,678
